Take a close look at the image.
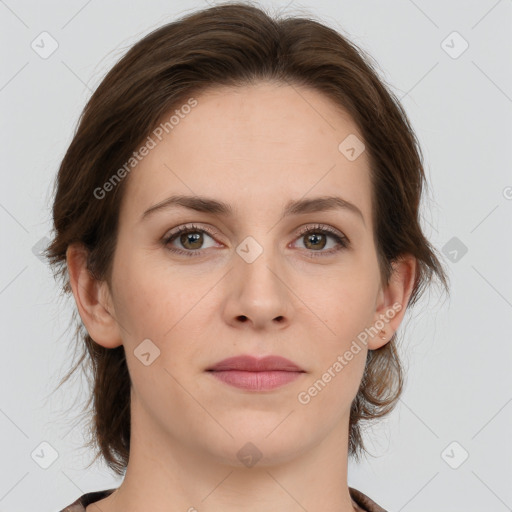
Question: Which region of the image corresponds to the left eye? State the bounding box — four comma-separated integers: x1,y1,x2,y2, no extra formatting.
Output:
291,226,349,256
294,230,344,251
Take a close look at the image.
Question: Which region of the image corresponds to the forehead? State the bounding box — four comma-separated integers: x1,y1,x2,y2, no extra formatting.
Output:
119,82,372,225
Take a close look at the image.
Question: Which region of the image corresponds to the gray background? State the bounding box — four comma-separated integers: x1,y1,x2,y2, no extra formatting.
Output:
1,0,511,511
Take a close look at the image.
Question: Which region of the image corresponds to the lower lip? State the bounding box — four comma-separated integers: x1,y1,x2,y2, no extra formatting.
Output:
208,370,303,391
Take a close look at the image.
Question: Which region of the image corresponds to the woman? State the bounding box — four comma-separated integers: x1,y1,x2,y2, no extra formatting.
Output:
48,2,448,511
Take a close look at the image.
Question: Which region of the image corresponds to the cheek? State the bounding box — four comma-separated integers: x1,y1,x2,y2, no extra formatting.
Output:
112,262,215,394
293,326,368,442
301,265,380,340
304,261,380,408
111,251,196,338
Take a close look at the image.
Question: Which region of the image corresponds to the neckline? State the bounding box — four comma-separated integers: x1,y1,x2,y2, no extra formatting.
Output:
78,486,383,511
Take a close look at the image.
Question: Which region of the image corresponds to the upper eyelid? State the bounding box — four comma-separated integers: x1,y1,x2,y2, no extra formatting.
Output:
295,223,345,237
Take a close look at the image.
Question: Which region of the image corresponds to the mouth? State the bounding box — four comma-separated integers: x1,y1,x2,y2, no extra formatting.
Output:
206,355,305,391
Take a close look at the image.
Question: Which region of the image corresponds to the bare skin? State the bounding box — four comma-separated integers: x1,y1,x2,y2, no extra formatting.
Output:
67,81,416,512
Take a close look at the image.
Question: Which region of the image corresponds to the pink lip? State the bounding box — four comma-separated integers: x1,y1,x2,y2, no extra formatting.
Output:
207,355,304,372
206,355,305,391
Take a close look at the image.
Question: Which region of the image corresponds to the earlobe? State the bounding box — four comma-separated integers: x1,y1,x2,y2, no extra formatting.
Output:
66,243,123,349
368,254,417,350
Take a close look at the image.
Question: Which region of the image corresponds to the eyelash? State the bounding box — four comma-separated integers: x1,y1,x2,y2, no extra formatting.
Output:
162,223,349,258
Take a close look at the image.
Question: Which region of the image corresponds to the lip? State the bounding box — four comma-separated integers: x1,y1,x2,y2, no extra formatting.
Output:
207,355,304,372
206,355,305,391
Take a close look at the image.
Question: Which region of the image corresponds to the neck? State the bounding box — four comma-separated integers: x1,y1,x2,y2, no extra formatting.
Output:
100,395,358,512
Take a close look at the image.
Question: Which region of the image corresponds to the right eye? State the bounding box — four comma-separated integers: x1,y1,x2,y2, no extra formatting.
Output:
162,224,221,256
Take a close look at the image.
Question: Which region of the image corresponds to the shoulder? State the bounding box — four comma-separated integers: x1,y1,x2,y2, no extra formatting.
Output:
58,488,117,512
349,486,388,512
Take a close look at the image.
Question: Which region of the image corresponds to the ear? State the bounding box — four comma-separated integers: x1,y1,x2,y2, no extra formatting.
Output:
66,243,123,348
367,254,417,350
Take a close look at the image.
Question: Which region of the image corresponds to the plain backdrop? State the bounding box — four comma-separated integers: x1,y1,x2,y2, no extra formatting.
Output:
0,1,511,511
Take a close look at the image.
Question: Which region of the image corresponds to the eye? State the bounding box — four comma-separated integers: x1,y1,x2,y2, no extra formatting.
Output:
162,223,350,258
292,224,349,257
162,224,220,257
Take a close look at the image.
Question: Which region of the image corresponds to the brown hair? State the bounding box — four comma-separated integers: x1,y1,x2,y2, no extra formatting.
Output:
45,1,449,476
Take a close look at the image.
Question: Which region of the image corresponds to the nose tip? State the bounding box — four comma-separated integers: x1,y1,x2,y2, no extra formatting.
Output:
226,252,292,330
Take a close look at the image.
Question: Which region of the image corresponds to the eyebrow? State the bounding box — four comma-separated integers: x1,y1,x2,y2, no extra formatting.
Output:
141,194,365,226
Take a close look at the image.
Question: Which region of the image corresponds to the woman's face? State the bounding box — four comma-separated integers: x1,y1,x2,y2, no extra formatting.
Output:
104,82,402,466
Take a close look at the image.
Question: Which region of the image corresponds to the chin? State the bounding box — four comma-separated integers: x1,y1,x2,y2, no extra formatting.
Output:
198,423,310,469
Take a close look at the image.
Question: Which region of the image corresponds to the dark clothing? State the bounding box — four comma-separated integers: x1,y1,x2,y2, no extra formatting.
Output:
59,487,387,511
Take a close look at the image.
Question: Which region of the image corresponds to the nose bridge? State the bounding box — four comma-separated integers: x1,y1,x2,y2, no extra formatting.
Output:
236,232,283,294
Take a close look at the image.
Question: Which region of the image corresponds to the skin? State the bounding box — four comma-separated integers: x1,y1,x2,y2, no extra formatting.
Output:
67,81,416,512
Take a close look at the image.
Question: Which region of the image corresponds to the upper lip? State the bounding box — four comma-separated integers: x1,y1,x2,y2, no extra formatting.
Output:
206,355,305,372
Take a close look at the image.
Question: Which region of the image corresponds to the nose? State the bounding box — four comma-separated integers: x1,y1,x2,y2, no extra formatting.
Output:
221,243,293,331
